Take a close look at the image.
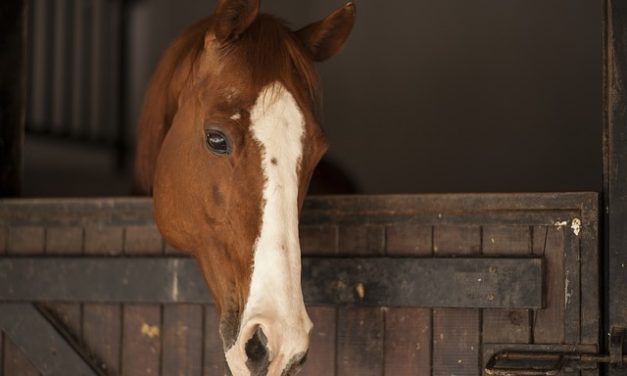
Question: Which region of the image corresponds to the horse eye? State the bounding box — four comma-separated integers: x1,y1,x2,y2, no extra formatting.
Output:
205,130,231,155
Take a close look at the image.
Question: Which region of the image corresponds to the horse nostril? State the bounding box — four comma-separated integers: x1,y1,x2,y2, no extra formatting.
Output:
245,326,269,363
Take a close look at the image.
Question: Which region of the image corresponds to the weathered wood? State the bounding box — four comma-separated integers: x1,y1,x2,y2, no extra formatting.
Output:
563,229,581,344
124,224,163,255
0,257,544,308
385,224,432,256
84,226,124,255
432,225,480,376
3,337,40,376
337,225,385,255
579,195,600,346
433,225,481,255
0,193,597,227
7,226,45,254
336,307,383,376
0,0,26,196
203,306,226,376
300,225,337,256
0,304,101,375
121,305,161,376
301,306,336,376
162,304,203,376
303,257,542,308
605,4,627,376
432,308,480,376
82,304,121,375
482,225,532,344
384,308,431,376
533,226,565,343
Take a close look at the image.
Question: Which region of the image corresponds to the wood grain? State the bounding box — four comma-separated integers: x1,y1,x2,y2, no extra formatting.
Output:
203,306,226,376
3,337,40,376
122,305,162,376
432,225,480,376
301,306,336,376
83,304,121,375
162,304,203,376
336,307,384,376
432,308,480,376
533,226,565,343
384,308,431,376
482,225,531,344
385,224,432,256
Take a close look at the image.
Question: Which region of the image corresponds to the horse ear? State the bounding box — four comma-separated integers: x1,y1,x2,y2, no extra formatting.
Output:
212,0,260,43
296,2,356,62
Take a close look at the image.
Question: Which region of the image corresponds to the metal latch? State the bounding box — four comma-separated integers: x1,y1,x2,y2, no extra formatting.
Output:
485,328,626,375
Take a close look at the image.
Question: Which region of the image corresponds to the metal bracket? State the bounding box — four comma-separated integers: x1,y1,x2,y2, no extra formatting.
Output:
485,328,626,375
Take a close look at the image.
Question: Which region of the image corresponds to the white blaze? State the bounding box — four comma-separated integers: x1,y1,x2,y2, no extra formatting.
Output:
225,82,312,375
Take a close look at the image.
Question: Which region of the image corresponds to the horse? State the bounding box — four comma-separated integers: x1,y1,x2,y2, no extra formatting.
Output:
133,1,355,374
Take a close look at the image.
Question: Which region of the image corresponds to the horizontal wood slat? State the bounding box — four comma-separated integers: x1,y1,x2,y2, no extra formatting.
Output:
0,256,543,308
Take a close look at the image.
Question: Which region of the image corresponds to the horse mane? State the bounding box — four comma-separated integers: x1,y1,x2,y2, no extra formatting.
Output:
134,14,319,195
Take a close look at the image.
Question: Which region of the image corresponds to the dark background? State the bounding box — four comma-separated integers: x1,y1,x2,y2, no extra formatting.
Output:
23,0,603,196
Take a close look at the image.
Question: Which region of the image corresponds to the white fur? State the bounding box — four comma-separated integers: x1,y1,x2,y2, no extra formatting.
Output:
225,82,312,375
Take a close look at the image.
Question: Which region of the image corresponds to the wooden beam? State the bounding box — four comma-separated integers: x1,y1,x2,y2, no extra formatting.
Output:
0,256,543,308
0,304,103,375
605,1,627,372
0,0,26,196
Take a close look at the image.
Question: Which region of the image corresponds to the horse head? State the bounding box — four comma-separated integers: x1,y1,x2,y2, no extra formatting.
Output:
135,1,355,374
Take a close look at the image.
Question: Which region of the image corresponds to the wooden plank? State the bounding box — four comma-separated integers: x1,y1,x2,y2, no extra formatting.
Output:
384,308,431,376
3,337,40,376
44,226,83,350
563,230,581,344
0,304,101,375
203,306,226,375
533,226,565,343
124,224,163,255
336,307,384,376
605,5,627,376
121,304,161,376
482,225,531,344
82,304,121,376
0,328,3,373
432,308,480,376
385,224,432,256
433,225,481,255
83,228,121,375
432,225,480,376
300,225,337,256
301,306,336,376
0,194,597,227
162,304,203,376
337,225,384,255
45,226,83,254
0,0,26,196
579,195,599,346
84,226,123,255
6,226,45,254
0,257,543,308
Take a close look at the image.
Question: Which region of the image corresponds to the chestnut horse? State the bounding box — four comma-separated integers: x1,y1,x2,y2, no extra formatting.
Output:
134,1,355,374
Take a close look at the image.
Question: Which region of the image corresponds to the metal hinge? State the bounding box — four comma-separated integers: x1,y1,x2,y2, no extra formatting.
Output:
485,328,626,375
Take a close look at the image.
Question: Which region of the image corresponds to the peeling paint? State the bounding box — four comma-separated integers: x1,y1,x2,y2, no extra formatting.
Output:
564,274,572,305
141,323,160,338
554,220,568,230
355,282,365,300
571,218,582,236
171,259,179,301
